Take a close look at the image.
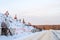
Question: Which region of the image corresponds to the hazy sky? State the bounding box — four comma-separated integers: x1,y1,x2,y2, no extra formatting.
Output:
0,0,60,25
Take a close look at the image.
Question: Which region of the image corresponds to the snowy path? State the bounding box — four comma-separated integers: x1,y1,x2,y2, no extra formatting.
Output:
52,30,60,40
0,30,60,40
40,30,60,40
15,30,60,40
14,31,46,40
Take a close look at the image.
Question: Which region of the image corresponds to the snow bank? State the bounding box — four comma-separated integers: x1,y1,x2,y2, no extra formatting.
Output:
0,13,34,35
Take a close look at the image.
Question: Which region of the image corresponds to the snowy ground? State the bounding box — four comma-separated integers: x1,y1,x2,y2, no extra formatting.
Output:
14,30,60,40
0,30,60,40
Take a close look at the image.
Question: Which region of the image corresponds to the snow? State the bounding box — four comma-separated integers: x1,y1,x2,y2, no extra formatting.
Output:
15,30,60,40
0,30,60,40
0,13,35,40
0,13,60,40
0,13,35,34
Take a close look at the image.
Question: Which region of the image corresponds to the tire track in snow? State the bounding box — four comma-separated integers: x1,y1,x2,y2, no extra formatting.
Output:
52,31,60,40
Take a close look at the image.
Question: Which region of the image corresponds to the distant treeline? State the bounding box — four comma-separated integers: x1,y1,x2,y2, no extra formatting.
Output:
32,25,60,30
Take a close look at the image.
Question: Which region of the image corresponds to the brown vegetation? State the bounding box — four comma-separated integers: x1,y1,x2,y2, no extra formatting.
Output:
32,25,60,30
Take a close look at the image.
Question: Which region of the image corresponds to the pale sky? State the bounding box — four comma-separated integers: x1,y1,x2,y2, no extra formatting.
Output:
0,0,60,25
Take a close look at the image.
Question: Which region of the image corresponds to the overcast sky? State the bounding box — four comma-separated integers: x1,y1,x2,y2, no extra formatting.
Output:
0,0,60,25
